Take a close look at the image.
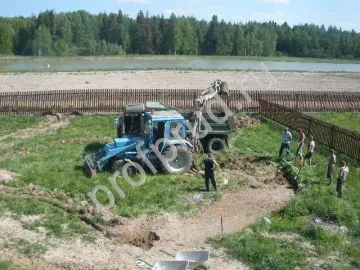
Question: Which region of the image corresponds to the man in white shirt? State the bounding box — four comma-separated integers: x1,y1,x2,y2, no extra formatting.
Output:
278,127,292,159
303,135,315,167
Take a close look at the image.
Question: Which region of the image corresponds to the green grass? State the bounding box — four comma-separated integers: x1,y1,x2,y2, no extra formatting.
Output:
0,260,32,270
311,112,360,133
210,115,360,269
1,197,90,237
14,239,47,256
0,115,41,136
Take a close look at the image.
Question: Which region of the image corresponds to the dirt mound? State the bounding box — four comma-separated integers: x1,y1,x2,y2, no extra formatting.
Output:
235,114,261,128
219,155,272,171
261,172,290,186
219,155,297,190
105,217,160,249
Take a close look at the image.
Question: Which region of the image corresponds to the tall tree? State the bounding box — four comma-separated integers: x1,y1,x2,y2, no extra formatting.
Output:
216,20,232,55
232,24,245,56
0,22,15,54
203,15,219,55
32,24,53,55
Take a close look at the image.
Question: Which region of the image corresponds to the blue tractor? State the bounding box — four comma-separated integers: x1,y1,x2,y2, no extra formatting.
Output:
84,103,194,178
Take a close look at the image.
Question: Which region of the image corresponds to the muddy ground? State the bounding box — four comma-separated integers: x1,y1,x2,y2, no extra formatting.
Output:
1,71,360,92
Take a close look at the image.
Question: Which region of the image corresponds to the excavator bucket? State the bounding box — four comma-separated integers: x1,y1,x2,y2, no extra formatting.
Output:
84,154,97,178
219,81,230,96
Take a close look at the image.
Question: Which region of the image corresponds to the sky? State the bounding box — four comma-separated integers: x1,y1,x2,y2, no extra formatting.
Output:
1,0,359,32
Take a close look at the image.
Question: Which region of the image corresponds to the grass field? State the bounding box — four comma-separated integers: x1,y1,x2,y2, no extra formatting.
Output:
0,116,41,136
0,113,359,269
311,112,360,133
210,117,360,269
0,260,31,270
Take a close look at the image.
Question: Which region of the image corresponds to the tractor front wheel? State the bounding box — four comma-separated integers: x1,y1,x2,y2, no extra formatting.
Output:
162,146,193,174
111,159,140,176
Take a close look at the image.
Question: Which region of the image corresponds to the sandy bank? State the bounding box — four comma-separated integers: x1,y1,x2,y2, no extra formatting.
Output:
1,70,360,92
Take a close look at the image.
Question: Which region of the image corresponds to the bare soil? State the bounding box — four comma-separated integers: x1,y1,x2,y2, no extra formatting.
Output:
1,71,360,92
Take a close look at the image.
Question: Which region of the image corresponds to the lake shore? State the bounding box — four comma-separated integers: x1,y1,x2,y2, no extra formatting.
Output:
1,70,360,93
1,55,360,64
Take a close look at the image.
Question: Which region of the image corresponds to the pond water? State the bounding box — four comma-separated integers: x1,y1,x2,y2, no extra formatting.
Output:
1,57,360,72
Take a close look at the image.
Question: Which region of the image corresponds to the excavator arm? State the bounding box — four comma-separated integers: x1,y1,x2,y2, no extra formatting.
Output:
191,80,229,152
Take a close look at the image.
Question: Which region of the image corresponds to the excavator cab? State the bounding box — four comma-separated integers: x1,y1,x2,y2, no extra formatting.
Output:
212,80,230,96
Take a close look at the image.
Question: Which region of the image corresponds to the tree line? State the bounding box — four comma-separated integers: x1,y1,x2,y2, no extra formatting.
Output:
0,9,360,59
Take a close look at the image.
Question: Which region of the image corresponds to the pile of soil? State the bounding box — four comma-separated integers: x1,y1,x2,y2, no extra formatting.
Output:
235,114,261,128
219,155,272,171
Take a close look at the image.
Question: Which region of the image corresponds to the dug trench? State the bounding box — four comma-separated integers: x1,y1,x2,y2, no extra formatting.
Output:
0,154,297,269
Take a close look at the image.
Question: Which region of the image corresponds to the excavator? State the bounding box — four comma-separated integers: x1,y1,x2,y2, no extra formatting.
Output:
190,79,230,152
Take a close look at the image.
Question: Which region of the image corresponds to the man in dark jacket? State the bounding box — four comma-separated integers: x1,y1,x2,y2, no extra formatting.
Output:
202,153,219,191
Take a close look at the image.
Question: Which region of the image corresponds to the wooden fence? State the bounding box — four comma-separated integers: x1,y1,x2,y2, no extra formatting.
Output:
258,98,360,160
0,89,360,115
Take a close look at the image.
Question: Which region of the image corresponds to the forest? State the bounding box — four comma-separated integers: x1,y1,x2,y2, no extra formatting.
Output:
0,9,360,59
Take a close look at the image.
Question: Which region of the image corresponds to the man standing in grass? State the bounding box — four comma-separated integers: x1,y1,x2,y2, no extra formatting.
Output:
279,127,292,159
202,153,219,192
336,161,349,198
303,135,315,167
296,128,306,163
327,149,337,185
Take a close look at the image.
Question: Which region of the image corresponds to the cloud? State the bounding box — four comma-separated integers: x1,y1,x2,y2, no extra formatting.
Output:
232,12,286,24
258,0,291,4
116,0,151,4
164,7,196,16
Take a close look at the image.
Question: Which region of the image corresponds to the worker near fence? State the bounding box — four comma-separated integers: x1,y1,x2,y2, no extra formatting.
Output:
278,127,292,159
201,153,219,192
296,128,306,163
336,161,349,198
303,135,315,167
327,149,337,185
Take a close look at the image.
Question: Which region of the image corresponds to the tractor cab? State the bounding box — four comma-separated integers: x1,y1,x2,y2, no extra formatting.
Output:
116,102,187,146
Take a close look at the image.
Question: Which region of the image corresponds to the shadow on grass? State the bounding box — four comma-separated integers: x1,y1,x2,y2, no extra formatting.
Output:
74,164,85,173
184,186,208,193
83,142,105,155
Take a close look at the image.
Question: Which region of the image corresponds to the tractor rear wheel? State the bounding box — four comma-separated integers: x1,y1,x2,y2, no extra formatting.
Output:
207,137,226,154
162,146,193,174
